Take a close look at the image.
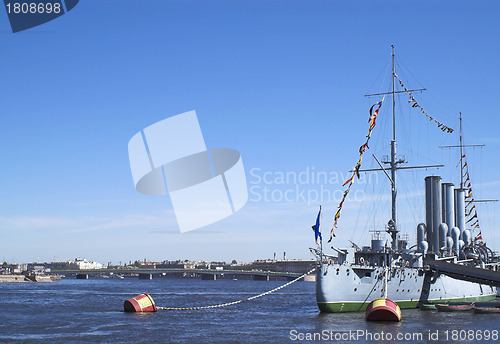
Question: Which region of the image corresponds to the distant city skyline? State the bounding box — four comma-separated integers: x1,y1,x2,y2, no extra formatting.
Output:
1,0,499,265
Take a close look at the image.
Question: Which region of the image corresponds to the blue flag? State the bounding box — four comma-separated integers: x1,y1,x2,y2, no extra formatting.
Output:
311,206,322,247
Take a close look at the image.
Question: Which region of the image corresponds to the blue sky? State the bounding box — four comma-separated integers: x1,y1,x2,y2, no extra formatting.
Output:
1,0,499,264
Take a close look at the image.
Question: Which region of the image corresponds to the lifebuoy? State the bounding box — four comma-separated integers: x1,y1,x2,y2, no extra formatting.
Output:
359,257,365,265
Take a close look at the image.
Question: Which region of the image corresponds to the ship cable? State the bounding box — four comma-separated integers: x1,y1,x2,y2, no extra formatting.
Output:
156,268,316,311
356,270,383,311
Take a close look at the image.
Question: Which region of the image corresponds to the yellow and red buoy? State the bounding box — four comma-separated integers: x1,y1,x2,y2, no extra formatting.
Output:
124,293,157,312
365,298,401,322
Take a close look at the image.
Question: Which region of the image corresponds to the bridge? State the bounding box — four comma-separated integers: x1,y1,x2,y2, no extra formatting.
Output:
424,257,500,287
53,268,305,281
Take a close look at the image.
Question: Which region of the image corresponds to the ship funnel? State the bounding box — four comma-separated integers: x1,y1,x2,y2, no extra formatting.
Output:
446,236,454,254
441,183,455,235
416,223,426,251
451,226,460,256
438,223,448,252
425,176,442,254
419,241,428,256
454,188,466,238
463,229,472,246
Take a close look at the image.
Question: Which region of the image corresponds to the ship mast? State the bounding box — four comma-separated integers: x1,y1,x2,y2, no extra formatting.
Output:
363,46,435,251
388,45,399,250
459,112,464,188
439,115,496,204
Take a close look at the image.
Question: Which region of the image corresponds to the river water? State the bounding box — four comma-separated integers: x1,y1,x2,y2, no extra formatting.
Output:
0,277,499,343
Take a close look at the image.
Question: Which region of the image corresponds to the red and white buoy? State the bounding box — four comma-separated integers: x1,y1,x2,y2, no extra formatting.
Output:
365,297,401,321
365,267,401,322
124,293,157,312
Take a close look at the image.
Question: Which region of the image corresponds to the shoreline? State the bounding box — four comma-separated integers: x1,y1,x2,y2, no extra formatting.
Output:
0,275,26,283
0,274,61,283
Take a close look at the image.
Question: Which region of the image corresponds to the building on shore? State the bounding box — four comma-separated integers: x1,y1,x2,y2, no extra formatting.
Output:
235,259,316,274
27,258,103,272
7,257,316,275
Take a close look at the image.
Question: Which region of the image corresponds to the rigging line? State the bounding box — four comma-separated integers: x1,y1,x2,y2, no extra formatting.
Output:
397,91,412,160
344,98,385,243
398,97,429,224
367,181,386,243
396,57,457,123
370,179,389,234
355,173,385,245
480,143,483,202
493,202,497,249
399,176,421,228
356,272,382,311
395,58,426,90
352,169,371,242
355,174,374,245
397,76,456,134
358,172,374,244
365,59,391,97
157,268,316,311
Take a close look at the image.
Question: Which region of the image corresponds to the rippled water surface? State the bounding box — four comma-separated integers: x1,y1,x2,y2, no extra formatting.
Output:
0,278,499,343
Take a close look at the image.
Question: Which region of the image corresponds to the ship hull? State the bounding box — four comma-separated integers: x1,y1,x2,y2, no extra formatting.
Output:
316,264,496,313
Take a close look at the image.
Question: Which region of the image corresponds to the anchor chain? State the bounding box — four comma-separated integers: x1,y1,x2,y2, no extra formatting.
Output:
157,268,316,311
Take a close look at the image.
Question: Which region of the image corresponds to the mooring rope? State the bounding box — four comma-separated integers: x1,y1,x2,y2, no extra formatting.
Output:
356,272,381,311
157,268,316,311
